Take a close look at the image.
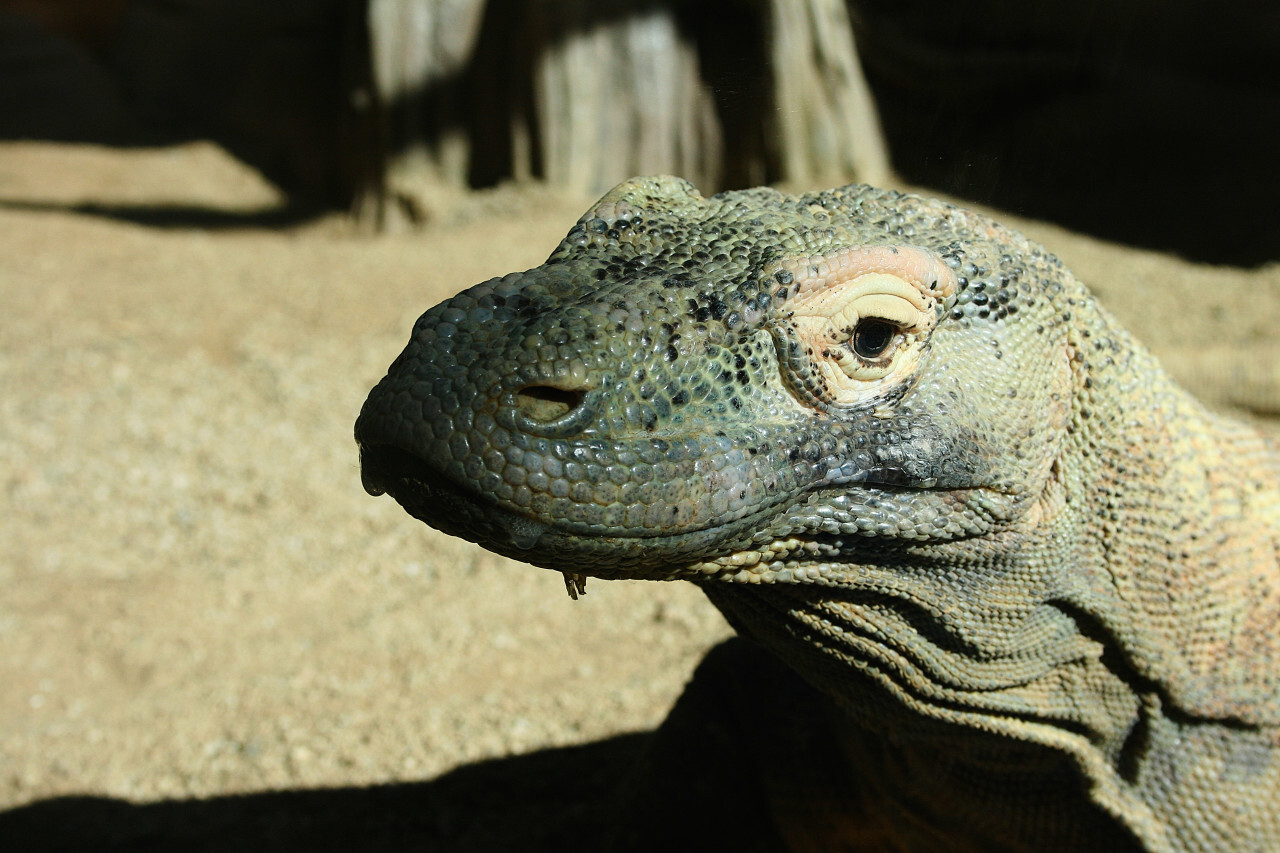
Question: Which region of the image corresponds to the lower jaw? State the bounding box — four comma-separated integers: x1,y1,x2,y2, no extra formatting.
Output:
383,473,802,582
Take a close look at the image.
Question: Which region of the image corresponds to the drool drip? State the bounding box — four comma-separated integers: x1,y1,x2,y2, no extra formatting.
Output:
562,572,588,600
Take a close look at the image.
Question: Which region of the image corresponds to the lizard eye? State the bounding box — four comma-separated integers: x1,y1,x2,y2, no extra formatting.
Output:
851,318,898,359
768,250,957,410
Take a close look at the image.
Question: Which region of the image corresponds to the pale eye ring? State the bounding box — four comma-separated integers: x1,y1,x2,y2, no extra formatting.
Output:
851,318,898,359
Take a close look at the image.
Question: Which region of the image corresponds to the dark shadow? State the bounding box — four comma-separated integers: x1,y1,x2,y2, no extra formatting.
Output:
0,198,325,231
0,733,651,853
0,2,356,213
850,0,1280,267
680,0,777,190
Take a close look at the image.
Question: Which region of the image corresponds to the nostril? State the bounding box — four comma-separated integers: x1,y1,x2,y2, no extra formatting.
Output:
513,385,587,424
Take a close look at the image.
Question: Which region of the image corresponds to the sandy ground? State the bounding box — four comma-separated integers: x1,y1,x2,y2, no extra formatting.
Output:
1,141,1277,850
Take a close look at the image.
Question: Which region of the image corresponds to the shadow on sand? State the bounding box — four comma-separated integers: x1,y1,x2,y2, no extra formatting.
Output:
0,733,650,852
0,198,324,231
1,640,807,852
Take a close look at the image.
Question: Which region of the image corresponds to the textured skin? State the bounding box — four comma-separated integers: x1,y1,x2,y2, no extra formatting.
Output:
356,177,1280,851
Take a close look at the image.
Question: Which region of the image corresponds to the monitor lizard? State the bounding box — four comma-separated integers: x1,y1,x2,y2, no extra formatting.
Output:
356,176,1280,851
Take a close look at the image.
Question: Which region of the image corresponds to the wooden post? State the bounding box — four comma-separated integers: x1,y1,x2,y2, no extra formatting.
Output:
356,0,889,227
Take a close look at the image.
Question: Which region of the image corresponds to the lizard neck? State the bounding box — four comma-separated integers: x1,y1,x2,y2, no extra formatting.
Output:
701,585,1150,850
1055,299,1280,727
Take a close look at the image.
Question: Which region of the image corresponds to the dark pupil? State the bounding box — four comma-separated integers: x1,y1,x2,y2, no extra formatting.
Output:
852,319,896,359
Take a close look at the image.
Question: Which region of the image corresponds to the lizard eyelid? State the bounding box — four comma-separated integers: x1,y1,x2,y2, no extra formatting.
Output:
773,263,948,408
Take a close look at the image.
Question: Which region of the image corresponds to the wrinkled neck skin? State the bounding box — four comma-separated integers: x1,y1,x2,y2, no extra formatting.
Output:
704,297,1280,851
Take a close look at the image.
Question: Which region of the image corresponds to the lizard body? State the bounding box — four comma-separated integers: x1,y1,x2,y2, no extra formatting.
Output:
356,177,1280,850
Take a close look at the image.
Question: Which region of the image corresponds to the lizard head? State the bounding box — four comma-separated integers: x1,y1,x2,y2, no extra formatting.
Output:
357,177,1280,834
357,175,1156,744
354,175,1150,739
357,176,1076,590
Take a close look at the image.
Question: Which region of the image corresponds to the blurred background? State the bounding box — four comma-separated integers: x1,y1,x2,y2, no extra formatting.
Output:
2,0,1277,262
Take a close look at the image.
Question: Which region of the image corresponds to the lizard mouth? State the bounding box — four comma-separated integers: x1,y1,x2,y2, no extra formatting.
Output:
360,442,551,548
360,442,594,596
357,432,969,584
357,440,772,578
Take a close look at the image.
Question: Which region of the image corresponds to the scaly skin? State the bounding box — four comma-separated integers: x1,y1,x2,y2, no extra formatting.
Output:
356,177,1280,851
